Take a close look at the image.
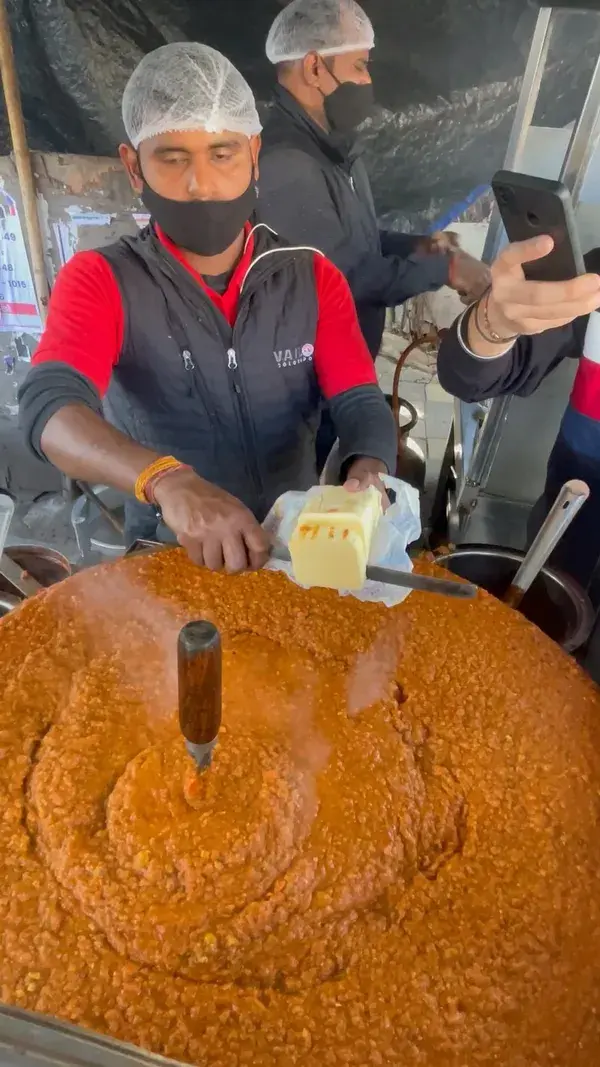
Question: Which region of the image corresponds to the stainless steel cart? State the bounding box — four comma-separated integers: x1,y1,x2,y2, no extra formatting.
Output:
447,3,600,550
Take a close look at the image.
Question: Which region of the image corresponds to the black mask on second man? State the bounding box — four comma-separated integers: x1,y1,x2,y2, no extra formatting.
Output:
140,178,257,258
322,70,375,135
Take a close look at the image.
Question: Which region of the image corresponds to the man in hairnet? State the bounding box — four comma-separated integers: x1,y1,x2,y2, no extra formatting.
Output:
18,43,397,573
260,0,489,361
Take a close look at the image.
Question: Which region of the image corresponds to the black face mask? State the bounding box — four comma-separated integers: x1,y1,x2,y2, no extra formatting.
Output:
140,178,257,257
323,78,375,135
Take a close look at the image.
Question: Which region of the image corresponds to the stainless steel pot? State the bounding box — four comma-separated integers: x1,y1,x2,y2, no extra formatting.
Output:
439,544,594,653
0,592,20,617
0,545,72,616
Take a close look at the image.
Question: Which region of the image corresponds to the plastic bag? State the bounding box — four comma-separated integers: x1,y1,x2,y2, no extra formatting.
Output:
262,476,421,608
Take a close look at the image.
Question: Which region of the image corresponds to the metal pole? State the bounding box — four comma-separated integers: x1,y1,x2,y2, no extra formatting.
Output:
453,5,555,531
452,395,464,490
0,0,49,320
559,50,600,205
481,6,555,265
458,396,512,512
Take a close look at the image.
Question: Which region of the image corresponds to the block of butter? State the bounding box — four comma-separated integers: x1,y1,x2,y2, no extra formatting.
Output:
288,485,383,590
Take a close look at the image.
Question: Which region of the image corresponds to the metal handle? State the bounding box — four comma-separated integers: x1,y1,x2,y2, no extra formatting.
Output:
270,544,477,600
508,479,590,602
0,492,14,559
177,621,222,771
365,564,477,600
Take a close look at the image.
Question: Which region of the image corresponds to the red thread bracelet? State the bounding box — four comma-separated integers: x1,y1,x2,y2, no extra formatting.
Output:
144,463,192,506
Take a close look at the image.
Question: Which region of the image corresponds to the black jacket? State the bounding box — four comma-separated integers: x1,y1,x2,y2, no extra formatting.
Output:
437,312,587,405
19,223,397,542
259,86,451,357
437,312,600,591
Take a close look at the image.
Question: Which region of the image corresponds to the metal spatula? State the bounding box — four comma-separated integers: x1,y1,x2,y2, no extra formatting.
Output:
269,546,476,600
124,539,476,600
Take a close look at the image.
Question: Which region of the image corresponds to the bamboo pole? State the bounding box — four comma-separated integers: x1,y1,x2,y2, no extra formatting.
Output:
0,0,49,320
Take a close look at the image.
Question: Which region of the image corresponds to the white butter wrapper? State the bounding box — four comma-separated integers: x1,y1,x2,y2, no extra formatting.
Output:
262,476,421,607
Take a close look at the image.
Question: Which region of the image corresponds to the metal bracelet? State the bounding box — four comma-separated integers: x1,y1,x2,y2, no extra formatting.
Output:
456,300,515,360
480,289,519,345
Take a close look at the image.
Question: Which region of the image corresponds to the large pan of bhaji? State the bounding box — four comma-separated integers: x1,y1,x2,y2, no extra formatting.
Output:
1,548,600,1066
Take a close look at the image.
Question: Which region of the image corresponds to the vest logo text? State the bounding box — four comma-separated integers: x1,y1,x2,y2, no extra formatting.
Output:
274,343,314,369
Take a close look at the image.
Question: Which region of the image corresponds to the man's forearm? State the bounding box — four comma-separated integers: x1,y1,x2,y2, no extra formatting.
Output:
329,385,397,477
40,405,161,493
379,231,424,259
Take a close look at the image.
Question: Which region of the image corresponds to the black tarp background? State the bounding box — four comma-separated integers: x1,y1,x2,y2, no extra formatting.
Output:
4,0,600,228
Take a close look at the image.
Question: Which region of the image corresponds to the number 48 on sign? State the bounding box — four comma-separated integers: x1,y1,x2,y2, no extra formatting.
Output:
0,188,42,334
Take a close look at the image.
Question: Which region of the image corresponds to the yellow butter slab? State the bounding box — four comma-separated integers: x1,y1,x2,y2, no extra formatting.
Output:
289,486,382,590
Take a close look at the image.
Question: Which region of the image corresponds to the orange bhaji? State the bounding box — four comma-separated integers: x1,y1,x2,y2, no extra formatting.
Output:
1,548,600,1065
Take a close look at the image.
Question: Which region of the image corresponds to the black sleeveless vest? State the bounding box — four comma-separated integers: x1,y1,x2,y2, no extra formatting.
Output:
98,222,321,537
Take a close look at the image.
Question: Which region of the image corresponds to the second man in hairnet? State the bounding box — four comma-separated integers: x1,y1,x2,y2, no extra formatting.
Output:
259,0,489,363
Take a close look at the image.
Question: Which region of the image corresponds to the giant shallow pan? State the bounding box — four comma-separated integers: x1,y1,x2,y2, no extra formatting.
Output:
0,1004,182,1067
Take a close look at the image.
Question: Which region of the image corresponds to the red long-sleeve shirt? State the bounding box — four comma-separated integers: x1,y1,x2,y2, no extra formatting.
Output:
32,225,378,400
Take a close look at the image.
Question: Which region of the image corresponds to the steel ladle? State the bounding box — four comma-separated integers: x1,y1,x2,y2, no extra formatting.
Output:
504,480,590,610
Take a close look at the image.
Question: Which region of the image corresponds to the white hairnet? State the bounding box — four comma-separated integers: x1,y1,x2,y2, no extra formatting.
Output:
266,0,374,64
122,42,262,149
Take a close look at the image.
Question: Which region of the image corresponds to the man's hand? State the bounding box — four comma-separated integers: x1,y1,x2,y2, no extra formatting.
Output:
344,457,390,508
154,467,270,572
484,236,600,337
416,230,460,256
449,249,491,303
415,230,490,303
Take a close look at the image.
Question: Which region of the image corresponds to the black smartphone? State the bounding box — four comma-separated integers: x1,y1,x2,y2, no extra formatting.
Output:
491,170,585,282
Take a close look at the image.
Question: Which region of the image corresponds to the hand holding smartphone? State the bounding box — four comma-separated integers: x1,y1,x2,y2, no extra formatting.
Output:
464,172,600,349
491,170,585,282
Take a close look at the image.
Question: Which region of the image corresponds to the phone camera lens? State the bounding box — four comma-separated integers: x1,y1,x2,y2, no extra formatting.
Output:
526,210,539,227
